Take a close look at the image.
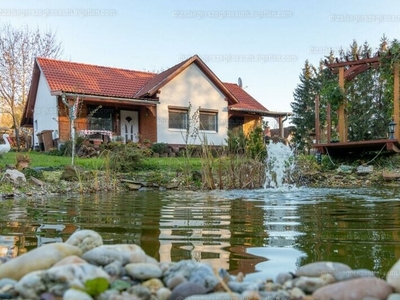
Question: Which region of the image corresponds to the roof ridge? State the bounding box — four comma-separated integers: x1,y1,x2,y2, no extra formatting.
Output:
36,57,157,76
134,55,198,97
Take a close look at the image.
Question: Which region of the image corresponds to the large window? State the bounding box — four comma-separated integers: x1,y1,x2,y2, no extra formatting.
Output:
169,108,188,130
199,110,218,132
88,106,113,131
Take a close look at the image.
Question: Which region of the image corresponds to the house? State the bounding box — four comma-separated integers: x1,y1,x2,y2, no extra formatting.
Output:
21,55,290,148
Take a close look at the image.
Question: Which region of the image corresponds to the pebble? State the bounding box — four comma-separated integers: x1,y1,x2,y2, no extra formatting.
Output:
163,260,219,290
63,288,94,300
312,277,393,300
125,263,163,280
141,278,164,292
296,261,351,277
293,275,333,293
0,243,81,280
332,268,375,281
65,229,103,253
170,282,208,300
387,258,400,292
156,287,172,300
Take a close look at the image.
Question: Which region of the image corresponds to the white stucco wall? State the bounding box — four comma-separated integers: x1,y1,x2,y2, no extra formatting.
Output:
157,64,228,145
32,72,59,146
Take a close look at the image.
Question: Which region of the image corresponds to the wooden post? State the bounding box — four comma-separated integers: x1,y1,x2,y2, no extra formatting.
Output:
278,117,284,139
327,103,331,143
394,63,400,140
315,94,320,144
338,67,347,143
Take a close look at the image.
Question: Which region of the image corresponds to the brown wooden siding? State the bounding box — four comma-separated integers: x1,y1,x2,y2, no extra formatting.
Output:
243,116,262,135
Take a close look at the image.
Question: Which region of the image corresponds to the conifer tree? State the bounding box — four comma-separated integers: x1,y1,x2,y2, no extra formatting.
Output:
291,60,318,152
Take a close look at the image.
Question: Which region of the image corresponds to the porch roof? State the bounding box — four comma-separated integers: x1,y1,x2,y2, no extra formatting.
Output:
224,82,270,115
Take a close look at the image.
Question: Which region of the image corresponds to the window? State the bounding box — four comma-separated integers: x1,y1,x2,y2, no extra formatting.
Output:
88,106,113,131
169,108,188,129
200,111,218,132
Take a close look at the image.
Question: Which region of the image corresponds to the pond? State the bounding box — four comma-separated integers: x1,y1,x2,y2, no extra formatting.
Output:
1,186,400,281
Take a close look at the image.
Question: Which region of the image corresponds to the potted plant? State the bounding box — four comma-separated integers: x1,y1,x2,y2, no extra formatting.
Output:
113,136,124,143
143,139,152,147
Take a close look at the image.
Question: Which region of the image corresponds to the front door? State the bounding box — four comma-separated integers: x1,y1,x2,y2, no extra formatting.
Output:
120,110,139,143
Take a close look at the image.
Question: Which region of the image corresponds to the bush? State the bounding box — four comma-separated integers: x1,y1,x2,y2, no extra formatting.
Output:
226,129,246,155
22,168,44,179
151,143,169,154
109,143,144,172
246,126,267,161
57,136,86,156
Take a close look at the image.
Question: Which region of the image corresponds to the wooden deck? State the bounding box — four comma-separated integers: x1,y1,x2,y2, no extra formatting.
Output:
314,139,400,155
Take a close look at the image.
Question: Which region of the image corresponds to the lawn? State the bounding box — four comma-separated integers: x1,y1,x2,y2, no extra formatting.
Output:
0,151,203,172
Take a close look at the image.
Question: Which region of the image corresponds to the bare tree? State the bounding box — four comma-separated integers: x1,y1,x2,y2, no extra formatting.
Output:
0,22,62,149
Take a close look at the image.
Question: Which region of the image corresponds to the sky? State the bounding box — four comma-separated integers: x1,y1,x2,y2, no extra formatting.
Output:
1,0,399,127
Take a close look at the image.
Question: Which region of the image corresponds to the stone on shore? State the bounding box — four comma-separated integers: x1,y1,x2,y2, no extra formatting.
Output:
163,260,219,291
0,243,82,280
312,277,393,300
125,263,163,280
170,282,208,300
53,255,87,267
15,263,110,299
185,293,243,300
293,274,335,293
65,229,103,253
83,244,148,267
63,288,94,300
333,268,375,281
387,258,400,292
14,270,46,300
296,261,351,277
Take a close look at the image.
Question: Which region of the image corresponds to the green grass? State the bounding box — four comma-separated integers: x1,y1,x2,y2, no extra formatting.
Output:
0,151,203,172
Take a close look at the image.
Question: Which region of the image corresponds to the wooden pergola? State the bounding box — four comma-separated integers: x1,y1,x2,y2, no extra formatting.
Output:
314,53,400,155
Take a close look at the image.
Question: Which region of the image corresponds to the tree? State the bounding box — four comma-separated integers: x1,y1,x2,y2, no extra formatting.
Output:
0,22,62,149
291,60,319,152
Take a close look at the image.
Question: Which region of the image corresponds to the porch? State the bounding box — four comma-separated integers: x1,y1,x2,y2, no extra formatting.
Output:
314,139,400,156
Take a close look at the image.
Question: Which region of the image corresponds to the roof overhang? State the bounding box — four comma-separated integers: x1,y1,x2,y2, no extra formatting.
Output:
52,91,160,105
229,107,293,118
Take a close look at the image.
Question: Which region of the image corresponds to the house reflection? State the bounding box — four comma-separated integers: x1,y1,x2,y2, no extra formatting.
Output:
155,198,272,275
0,235,19,258
0,223,79,258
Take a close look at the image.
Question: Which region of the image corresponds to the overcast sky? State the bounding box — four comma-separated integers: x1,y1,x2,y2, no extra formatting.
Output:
1,0,399,127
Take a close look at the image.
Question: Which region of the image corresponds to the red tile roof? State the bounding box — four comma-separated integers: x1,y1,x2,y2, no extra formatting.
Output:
224,82,269,113
36,57,156,98
35,57,269,114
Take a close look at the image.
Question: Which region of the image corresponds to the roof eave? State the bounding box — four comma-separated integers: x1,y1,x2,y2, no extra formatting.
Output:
229,107,293,117
52,91,160,104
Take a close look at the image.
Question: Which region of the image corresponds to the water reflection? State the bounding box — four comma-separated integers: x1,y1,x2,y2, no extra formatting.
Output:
1,187,400,279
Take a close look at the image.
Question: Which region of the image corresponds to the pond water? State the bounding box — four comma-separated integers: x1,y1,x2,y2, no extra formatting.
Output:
1,186,400,281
